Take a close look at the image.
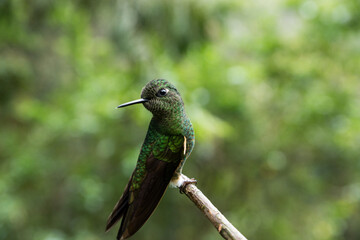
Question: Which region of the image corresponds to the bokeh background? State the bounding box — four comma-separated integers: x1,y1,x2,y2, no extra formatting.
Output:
1,0,360,239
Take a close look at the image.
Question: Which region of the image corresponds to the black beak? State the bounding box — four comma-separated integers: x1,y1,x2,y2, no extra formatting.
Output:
117,98,149,108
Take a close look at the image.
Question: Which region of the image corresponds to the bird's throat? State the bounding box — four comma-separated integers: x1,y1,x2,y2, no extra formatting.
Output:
151,111,188,136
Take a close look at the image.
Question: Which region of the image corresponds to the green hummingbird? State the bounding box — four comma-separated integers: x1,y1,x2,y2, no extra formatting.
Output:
106,79,195,239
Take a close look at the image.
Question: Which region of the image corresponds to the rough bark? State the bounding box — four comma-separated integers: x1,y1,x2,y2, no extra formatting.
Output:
180,174,248,240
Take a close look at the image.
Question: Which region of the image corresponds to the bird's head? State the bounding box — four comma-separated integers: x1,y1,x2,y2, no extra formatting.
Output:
117,79,184,117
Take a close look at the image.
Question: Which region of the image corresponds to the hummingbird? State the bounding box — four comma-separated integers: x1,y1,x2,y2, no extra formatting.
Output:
106,79,195,239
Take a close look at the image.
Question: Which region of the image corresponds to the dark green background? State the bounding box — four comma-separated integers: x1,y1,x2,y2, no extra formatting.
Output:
1,0,359,239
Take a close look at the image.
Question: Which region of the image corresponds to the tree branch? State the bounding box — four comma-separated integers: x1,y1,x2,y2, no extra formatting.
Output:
179,174,248,240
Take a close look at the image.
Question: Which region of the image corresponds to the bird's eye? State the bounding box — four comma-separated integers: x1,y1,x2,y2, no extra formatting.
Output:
157,88,169,97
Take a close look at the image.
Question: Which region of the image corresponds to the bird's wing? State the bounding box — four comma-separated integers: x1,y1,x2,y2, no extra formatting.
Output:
106,133,185,240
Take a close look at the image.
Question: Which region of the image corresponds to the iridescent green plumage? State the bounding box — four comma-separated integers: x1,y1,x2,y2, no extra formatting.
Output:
106,79,195,240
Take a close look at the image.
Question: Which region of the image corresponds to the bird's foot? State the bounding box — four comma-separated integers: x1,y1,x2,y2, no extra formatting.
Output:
179,178,197,194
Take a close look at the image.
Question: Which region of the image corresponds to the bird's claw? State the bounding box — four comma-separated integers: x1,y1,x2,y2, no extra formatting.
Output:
179,178,197,194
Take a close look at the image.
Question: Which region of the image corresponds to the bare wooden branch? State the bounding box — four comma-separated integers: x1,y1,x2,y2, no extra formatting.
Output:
179,174,248,240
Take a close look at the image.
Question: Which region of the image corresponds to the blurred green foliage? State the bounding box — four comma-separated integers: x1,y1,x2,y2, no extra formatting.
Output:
1,0,360,239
